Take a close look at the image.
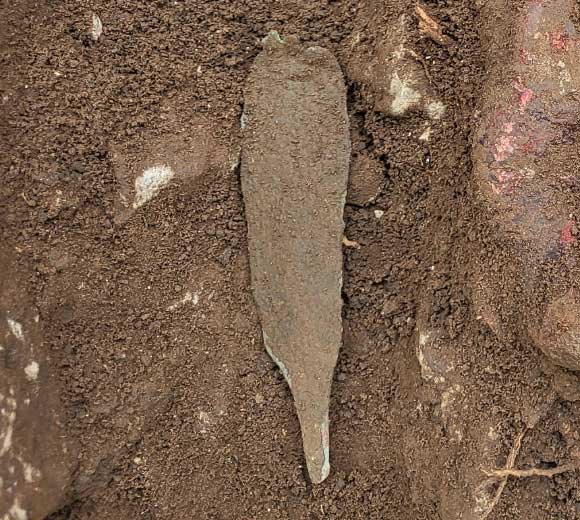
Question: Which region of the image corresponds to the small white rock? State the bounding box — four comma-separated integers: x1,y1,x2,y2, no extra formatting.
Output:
390,71,421,116
167,291,199,311
91,13,103,41
426,101,445,121
8,499,27,520
24,361,39,381
7,318,24,342
374,210,384,219
419,126,432,141
133,165,175,209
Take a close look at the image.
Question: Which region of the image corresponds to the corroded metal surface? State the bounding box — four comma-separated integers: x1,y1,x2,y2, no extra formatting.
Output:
241,33,350,483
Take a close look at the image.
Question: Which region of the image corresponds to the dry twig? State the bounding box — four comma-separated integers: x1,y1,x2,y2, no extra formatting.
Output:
415,4,453,46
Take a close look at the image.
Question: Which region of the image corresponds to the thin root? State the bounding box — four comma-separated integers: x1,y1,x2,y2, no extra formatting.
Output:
480,427,577,519
415,3,453,46
479,428,527,520
484,463,577,480
342,236,361,249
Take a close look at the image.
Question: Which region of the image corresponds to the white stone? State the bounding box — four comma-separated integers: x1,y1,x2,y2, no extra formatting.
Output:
389,71,421,115
133,165,175,209
91,13,103,41
20,459,40,483
0,411,15,457
167,291,199,311
7,319,24,342
8,499,28,520
427,101,446,120
24,361,39,381
419,126,432,141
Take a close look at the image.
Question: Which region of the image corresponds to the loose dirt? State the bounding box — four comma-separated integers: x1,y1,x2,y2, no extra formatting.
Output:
2,0,580,519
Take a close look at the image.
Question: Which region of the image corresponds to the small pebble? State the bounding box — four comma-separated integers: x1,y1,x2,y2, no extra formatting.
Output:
91,13,103,41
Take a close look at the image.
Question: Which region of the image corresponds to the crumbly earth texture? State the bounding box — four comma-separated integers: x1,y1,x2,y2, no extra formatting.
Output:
2,0,580,519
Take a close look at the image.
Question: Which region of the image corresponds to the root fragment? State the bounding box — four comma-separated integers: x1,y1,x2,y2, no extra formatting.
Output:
342,236,361,249
415,4,453,46
483,464,577,479
480,427,577,519
479,428,527,519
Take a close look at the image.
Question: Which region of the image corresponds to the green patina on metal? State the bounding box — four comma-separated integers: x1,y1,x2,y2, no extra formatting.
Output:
241,33,349,484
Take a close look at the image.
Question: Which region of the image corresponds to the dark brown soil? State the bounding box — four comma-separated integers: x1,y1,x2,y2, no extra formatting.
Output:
2,0,580,519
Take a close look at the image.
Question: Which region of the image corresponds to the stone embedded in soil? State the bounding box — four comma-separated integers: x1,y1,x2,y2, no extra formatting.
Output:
415,299,508,520
0,252,71,520
110,114,232,223
473,0,580,371
241,33,349,484
416,329,451,385
91,13,103,41
133,165,175,209
346,14,445,120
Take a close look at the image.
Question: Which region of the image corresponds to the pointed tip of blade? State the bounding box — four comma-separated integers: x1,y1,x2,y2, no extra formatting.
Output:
302,410,331,484
308,449,330,484
261,31,301,52
261,30,285,47
265,341,333,484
